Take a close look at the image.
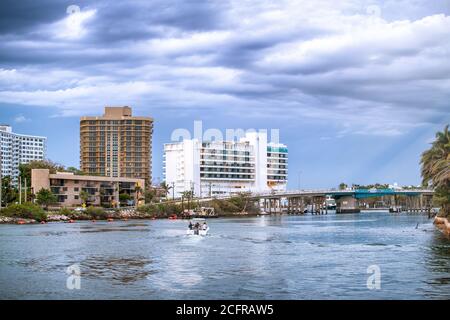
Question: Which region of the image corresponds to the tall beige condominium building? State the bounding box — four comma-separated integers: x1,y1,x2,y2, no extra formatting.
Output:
80,107,153,186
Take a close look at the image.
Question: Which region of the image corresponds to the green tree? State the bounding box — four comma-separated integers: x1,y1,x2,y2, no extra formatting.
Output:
144,189,157,204
421,124,450,218
1,176,18,206
35,188,57,210
182,190,194,210
79,190,90,205
19,160,65,188
134,185,143,205
119,193,132,205
339,183,348,190
66,167,86,175
160,182,172,199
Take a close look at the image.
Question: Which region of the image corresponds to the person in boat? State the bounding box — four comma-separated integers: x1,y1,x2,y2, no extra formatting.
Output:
202,222,208,230
193,222,200,235
188,222,193,230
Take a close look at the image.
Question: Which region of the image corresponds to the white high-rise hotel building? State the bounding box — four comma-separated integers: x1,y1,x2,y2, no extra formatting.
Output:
0,125,47,185
164,132,288,198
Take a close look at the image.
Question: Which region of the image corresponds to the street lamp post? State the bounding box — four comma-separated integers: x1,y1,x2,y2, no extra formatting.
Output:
298,171,302,190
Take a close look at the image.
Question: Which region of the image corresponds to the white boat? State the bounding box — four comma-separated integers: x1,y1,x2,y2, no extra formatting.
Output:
186,218,210,236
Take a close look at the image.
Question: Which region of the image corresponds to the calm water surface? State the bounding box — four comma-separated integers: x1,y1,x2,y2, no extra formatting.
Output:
0,212,449,299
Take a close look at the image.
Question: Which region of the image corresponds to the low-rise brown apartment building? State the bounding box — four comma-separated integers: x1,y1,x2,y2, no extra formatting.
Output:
31,169,145,207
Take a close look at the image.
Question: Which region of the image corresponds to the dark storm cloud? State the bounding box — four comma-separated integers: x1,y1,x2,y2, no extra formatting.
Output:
0,0,232,68
83,0,229,43
0,0,95,35
0,0,449,136
213,27,326,69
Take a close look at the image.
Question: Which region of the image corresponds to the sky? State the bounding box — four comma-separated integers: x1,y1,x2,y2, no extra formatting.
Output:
0,0,449,189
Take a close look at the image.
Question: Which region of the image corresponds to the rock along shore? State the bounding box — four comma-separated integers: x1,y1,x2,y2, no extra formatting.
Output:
0,209,257,224
434,216,450,235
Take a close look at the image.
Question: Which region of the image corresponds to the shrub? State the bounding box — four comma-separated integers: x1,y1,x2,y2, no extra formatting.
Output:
0,203,47,222
207,196,260,215
58,207,73,217
209,199,239,215
137,203,182,218
137,204,155,214
85,206,107,220
136,196,260,217
101,202,113,209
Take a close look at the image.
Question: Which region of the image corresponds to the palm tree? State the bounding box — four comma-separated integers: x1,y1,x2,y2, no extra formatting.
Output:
160,182,172,200
181,190,194,210
421,125,450,217
144,188,157,204
134,185,143,206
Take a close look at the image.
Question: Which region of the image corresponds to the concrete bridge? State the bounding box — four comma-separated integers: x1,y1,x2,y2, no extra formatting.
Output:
251,188,434,214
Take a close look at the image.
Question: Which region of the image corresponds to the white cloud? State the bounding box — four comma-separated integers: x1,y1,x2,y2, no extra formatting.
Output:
52,9,97,40
14,114,29,123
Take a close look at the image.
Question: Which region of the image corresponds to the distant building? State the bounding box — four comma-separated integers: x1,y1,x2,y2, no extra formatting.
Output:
31,169,145,207
389,182,402,190
0,125,47,185
80,107,153,186
163,132,288,198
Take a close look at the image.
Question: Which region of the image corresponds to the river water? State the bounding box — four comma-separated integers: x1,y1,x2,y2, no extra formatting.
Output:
0,211,449,300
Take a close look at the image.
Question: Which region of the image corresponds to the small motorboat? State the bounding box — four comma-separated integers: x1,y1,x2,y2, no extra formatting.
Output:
186,218,209,236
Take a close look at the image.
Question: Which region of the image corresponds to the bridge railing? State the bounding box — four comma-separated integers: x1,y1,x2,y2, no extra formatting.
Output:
251,188,434,198
253,189,341,197
186,188,434,201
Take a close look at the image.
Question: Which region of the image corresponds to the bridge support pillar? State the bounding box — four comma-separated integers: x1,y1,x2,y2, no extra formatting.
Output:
336,196,360,214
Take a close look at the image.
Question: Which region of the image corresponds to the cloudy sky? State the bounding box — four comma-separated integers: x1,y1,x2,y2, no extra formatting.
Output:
0,0,449,188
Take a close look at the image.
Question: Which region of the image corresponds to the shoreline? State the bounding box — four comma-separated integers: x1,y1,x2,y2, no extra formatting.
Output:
0,212,260,225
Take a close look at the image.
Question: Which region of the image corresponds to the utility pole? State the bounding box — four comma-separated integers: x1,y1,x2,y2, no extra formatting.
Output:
19,176,22,205
24,177,27,203
191,181,195,200
171,181,175,200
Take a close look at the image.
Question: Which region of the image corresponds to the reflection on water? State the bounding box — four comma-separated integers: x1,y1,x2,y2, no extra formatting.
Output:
120,223,148,228
423,232,450,296
79,228,150,233
78,223,150,234
78,255,155,284
0,212,449,299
